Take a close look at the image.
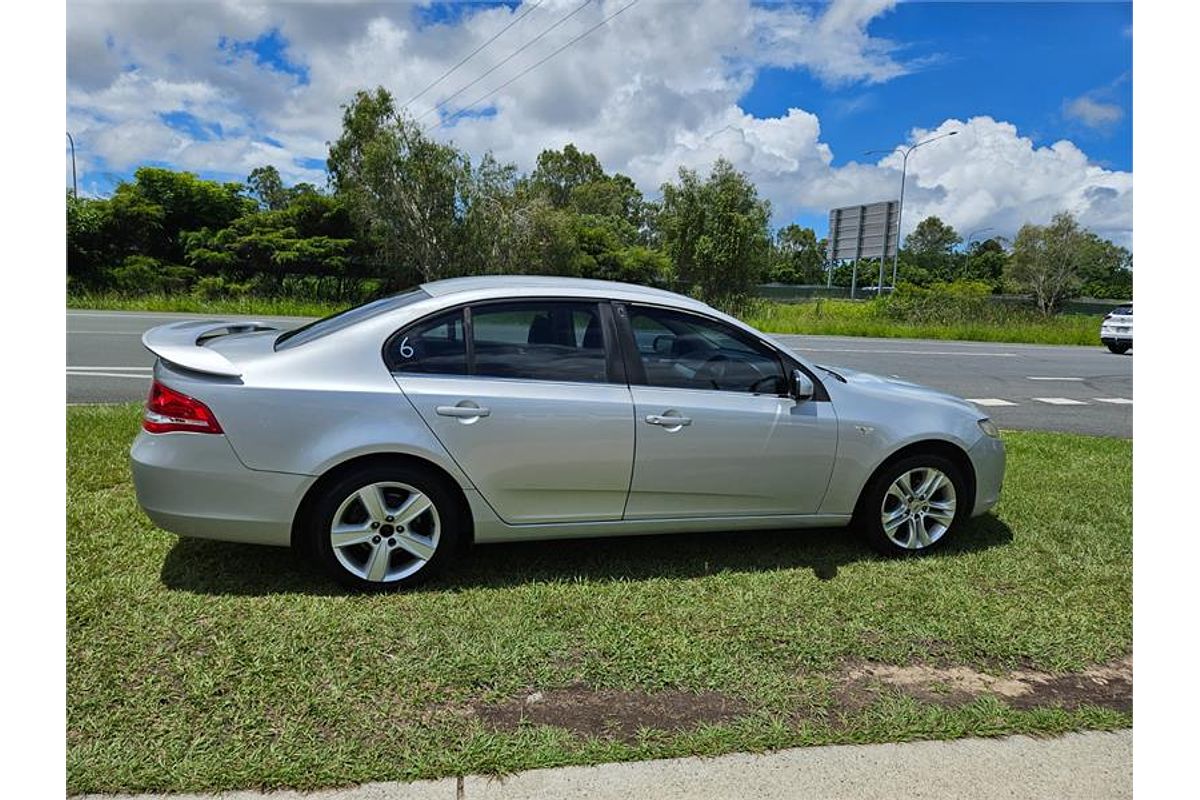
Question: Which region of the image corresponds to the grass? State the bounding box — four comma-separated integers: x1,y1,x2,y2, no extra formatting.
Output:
67,405,1131,794
68,292,1104,345
67,291,337,318
743,298,1103,346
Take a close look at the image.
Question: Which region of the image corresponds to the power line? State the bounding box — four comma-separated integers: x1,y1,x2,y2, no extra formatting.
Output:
402,0,545,110
415,0,595,124
434,0,640,131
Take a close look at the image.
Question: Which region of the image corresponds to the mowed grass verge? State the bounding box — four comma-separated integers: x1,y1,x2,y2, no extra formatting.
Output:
67,405,1131,794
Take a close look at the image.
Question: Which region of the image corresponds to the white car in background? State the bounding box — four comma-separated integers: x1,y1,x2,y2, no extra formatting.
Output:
1100,304,1132,354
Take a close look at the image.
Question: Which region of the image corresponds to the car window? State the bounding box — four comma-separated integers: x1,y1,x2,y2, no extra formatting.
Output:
276,289,428,350
472,301,609,384
388,309,467,375
627,305,786,394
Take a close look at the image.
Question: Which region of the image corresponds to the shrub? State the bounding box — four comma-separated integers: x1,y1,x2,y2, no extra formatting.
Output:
191,275,228,300
109,256,195,294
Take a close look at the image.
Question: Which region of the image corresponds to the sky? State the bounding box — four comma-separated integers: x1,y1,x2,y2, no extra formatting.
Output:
65,0,1134,246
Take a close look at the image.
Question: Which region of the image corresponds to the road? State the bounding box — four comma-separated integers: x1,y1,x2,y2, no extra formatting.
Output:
67,310,1131,437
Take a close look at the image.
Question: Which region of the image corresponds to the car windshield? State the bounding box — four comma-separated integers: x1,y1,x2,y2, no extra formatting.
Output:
275,289,429,350
1111,305,1132,315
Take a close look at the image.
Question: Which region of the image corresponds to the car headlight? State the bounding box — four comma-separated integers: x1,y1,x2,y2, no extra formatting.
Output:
978,418,1000,438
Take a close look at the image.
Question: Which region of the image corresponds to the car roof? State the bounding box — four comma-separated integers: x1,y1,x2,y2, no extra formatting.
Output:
420,275,710,310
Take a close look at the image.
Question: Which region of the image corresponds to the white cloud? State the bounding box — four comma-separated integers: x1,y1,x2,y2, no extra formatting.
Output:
1064,95,1124,129
66,0,1132,246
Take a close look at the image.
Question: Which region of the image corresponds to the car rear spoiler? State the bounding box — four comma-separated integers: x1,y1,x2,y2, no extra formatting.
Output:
141,320,279,378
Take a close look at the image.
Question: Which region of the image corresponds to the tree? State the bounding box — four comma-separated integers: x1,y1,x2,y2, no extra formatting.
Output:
327,87,473,287
903,216,962,281
962,238,1008,291
1076,233,1132,299
1006,212,1089,314
67,193,113,288
529,144,606,208
657,158,772,305
247,165,291,212
66,168,253,290
768,224,826,284
183,190,356,286
108,167,252,264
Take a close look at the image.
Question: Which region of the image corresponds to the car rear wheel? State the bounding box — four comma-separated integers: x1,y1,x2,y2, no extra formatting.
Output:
1106,342,1131,354
306,464,463,591
856,454,967,557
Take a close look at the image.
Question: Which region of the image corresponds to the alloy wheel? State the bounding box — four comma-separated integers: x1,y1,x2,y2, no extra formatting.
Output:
329,481,441,582
879,467,957,550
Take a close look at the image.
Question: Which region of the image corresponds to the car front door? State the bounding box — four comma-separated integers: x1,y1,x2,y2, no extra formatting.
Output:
617,303,838,520
389,299,635,525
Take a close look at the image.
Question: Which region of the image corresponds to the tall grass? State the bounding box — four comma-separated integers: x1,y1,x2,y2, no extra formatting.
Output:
68,287,1105,346
742,296,1102,345
67,291,343,318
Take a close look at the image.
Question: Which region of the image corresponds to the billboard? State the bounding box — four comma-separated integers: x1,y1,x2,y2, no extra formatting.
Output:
827,201,899,261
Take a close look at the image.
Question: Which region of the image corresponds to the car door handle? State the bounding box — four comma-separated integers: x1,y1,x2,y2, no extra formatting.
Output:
645,414,692,427
436,405,491,419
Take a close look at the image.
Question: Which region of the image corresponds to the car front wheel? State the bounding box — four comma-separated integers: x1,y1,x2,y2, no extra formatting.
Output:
306,464,463,591
1106,342,1131,354
857,454,967,557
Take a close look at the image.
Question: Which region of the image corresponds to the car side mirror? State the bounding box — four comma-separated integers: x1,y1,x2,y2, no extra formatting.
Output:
792,369,814,402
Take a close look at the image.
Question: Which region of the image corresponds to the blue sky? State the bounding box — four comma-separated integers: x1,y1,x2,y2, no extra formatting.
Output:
66,0,1133,245
744,1,1131,169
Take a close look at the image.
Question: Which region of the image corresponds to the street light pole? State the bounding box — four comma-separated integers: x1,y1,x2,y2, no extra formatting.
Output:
866,130,959,287
66,131,78,198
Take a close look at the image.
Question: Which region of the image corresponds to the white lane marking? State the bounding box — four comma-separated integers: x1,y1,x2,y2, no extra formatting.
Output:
1033,397,1088,405
1094,397,1133,404
967,398,1018,407
67,366,151,371
68,330,145,335
66,371,154,380
1026,376,1085,381
797,348,1016,357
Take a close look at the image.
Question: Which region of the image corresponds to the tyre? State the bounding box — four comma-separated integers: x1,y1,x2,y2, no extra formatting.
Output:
305,463,463,591
1106,342,1131,354
855,454,968,557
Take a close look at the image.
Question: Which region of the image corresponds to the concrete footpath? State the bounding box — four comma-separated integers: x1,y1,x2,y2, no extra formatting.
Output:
80,730,1131,800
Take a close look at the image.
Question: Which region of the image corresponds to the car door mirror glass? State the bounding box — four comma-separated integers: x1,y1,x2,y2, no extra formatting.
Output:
792,369,814,402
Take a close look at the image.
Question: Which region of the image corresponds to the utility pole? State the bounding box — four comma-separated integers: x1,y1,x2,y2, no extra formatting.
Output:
866,130,959,287
66,131,78,198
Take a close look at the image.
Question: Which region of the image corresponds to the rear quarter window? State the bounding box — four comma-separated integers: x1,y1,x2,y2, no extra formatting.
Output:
275,289,429,350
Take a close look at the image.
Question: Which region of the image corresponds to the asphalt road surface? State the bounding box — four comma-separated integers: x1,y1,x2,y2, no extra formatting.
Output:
67,309,1132,437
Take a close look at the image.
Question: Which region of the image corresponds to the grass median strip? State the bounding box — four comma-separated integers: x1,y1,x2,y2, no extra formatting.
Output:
67,405,1131,794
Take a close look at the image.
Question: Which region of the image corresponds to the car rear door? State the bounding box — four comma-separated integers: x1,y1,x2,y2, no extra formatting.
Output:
617,303,838,520
389,299,635,525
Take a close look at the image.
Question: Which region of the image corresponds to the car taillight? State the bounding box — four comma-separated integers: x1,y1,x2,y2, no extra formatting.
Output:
143,380,223,434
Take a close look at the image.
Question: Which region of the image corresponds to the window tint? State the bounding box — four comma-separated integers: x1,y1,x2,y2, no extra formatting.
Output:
472,301,608,383
388,309,467,375
628,305,786,394
276,289,428,350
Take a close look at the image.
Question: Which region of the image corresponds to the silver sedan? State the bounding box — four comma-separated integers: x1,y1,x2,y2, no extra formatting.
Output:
131,276,1005,590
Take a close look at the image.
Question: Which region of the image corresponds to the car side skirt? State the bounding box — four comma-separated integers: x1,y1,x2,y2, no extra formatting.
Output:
467,491,852,543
